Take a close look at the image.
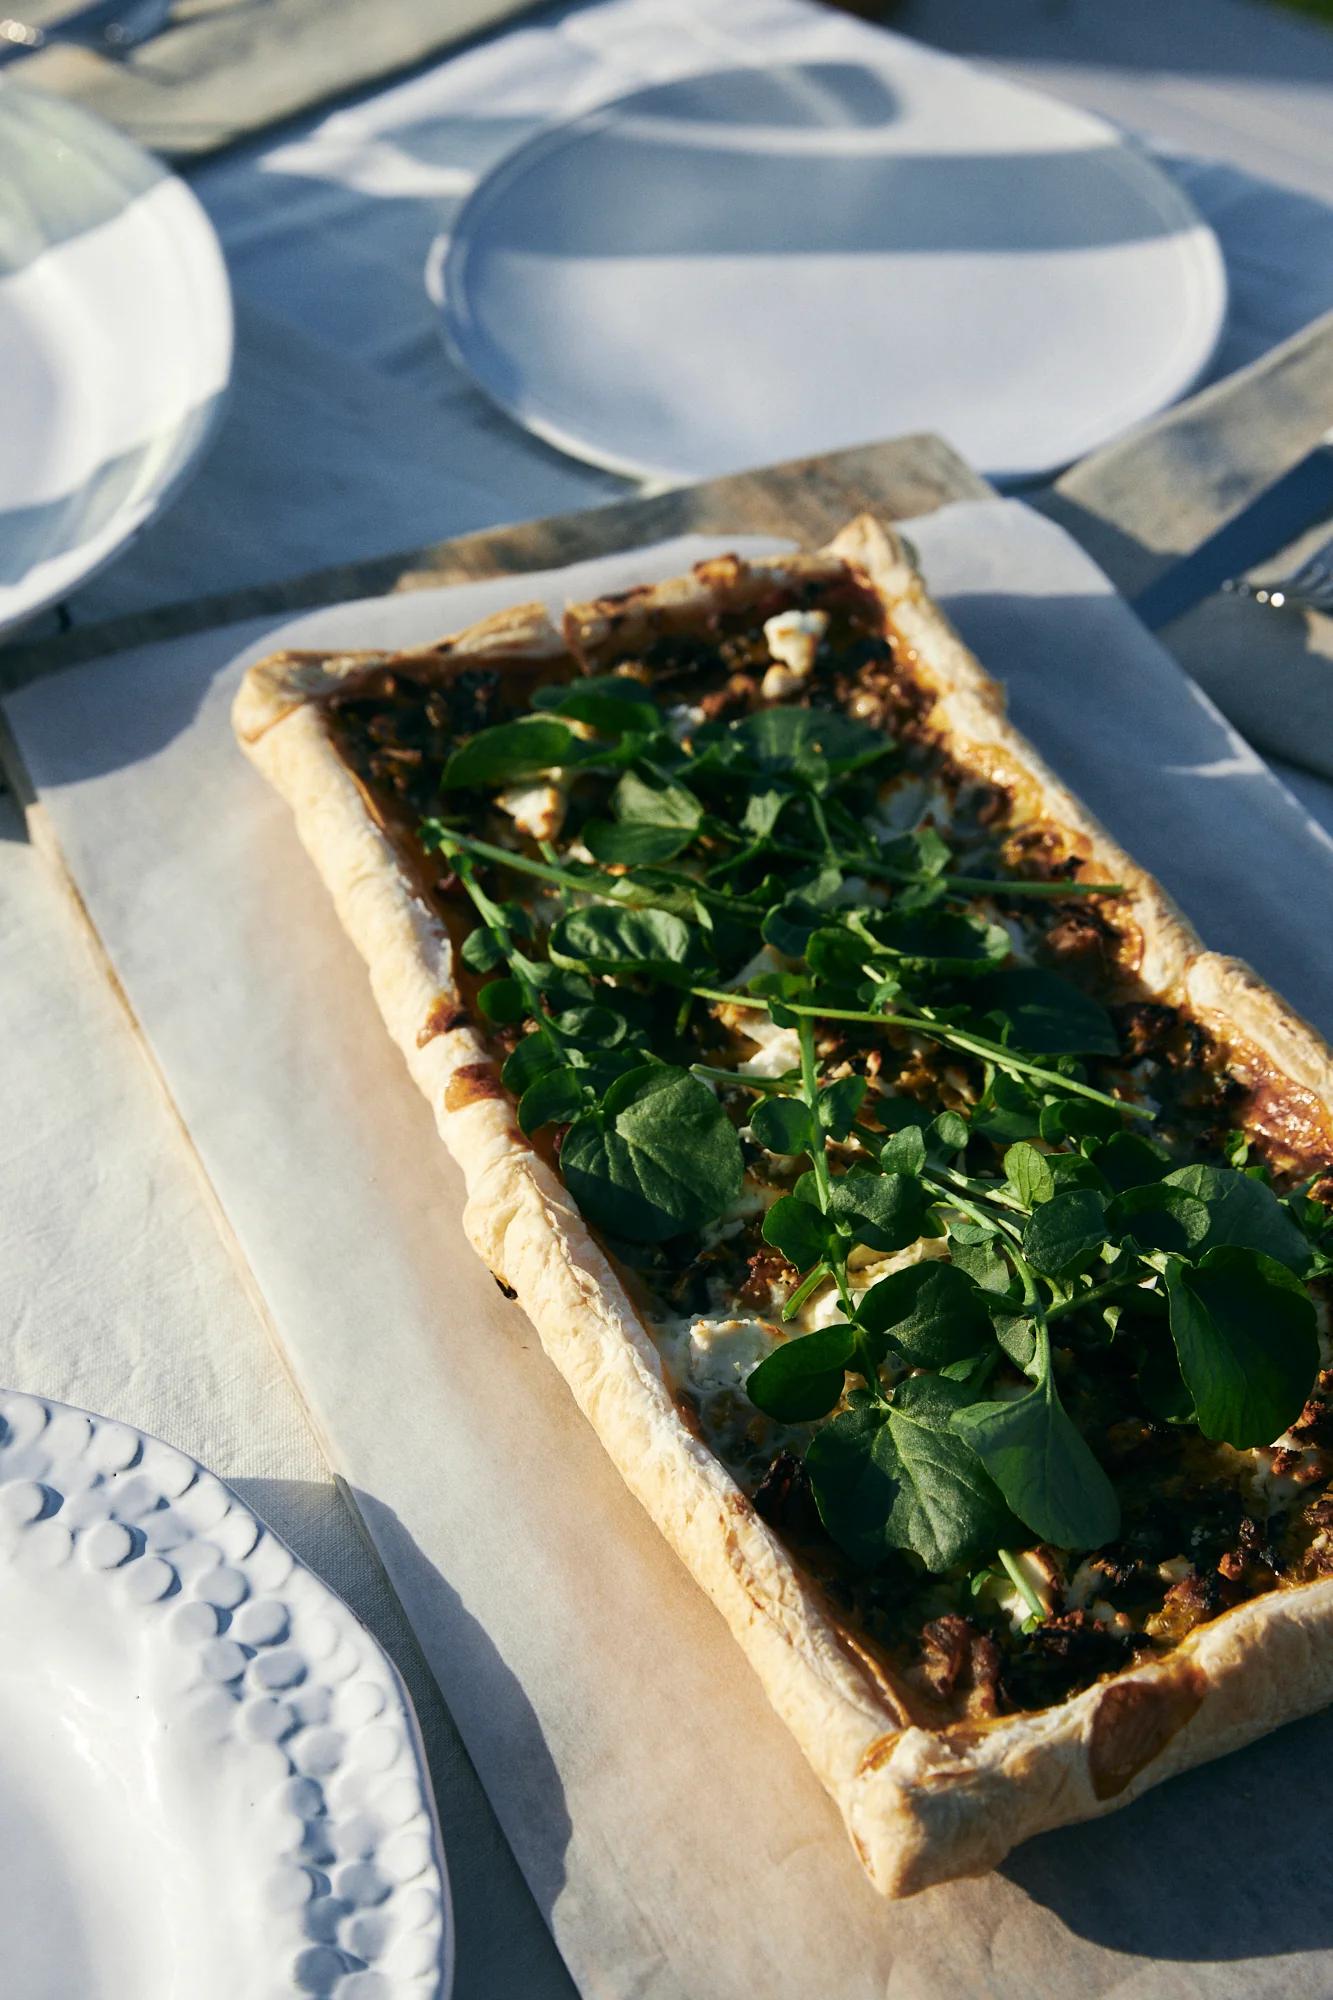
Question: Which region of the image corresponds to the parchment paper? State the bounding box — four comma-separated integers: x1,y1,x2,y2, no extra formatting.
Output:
8,501,1333,1999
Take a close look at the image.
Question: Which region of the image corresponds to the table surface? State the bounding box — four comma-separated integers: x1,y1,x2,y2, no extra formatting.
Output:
3,3,1333,1996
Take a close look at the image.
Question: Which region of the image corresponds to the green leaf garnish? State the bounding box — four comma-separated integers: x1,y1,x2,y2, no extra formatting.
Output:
442,717,584,790
1165,1248,1318,1448
806,1384,1009,1571
1162,1164,1312,1273
1021,1188,1108,1279
560,1064,744,1244
953,1322,1120,1548
973,968,1120,1056
746,1323,856,1423
857,1260,992,1368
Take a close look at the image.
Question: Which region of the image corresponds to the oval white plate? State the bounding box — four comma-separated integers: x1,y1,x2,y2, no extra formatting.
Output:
0,84,233,637
436,57,1226,485
0,1389,452,2000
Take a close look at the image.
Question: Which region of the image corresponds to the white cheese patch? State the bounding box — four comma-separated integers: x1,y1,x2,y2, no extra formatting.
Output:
738,1023,803,1079
763,608,827,677
655,1315,782,1399
495,779,567,844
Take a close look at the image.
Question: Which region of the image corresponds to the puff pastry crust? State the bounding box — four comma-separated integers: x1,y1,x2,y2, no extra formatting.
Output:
234,517,1333,1897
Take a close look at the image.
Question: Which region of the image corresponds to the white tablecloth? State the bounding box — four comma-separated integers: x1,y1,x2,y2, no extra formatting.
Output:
4,3,1333,1995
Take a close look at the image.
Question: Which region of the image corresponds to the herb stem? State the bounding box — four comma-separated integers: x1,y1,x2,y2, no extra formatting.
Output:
538,838,573,910
795,1015,865,1354
767,837,1123,899
781,1263,831,1324
430,827,765,921
450,857,563,1060
924,1175,1024,1248
1045,1273,1144,1324
998,1547,1049,1622
689,1063,791,1095
689,986,1147,1120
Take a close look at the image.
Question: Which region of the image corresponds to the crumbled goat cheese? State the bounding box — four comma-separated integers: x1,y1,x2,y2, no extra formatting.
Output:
494,778,567,844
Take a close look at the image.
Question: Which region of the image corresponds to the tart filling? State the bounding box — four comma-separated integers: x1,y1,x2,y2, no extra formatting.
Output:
318,556,1333,1727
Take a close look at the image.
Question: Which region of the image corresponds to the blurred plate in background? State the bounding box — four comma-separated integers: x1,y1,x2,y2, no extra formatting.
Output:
0,84,232,637
436,55,1225,486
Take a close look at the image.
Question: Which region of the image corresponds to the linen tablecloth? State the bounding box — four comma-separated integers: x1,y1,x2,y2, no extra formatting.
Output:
4,2,1333,1994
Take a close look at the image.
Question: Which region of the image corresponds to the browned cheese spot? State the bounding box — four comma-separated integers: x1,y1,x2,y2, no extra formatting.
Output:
416,999,471,1048
1087,1665,1206,1800
444,1061,504,1112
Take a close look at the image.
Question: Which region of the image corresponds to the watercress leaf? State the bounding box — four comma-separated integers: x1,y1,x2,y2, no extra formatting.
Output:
460,926,506,974
1162,1165,1312,1274
534,673,652,713
931,1110,970,1155
1107,1183,1211,1256
1047,1153,1112,1198
949,1236,1018,1297
878,826,951,881
994,1314,1038,1375
1093,1130,1172,1193
1005,1141,1055,1208
973,968,1120,1056
742,788,790,838
818,1075,868,1140
548,905,706,986
1135,1334,1197,1426
745,1323,855,1422
611,768,703,831
442,718,582,790
560,1064,744,1243
972,1071,1043,1143
573,1048,648,1094
953,1366,1121,1549
827,1168,929,1254
804,1399,1005,1572
729,705,888,774
857,1260,991,1367
938,1350,997,1389
762,898,826,959
477,978,529,1026
583,819,695,865
751,1097,815,1157
879,1124,927,1177
1038,1098,1124,1147
1021,1188,1108,1279
802,1404,899,1568
548,687,661,739
501,1033,560,1096
1165,1248,1318,1448
805,925,867,985
882,1410,1011,1570
762,1194,832,1272
548,1003,629,1047
861,907,1010,974
517,1066,587,1135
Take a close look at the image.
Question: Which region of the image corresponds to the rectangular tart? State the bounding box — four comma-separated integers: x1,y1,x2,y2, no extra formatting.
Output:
233,517,1333,1896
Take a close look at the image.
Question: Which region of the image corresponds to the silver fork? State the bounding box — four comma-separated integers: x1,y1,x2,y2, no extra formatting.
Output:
0,0,171,60
1223,527,1333,615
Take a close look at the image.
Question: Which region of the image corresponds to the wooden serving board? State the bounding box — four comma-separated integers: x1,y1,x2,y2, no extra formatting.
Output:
0,431,990,696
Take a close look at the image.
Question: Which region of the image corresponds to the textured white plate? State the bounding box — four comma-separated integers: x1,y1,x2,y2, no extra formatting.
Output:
0,1389,451,2000
0,84,233,636
435,55,1226,485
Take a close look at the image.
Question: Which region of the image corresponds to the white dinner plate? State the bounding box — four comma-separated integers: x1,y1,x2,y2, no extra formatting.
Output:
0,1388,452,2000
435,55,1226,485
0,84,233,637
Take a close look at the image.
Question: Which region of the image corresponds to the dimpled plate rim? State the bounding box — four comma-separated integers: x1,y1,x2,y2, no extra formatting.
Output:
0,1387,453,2000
